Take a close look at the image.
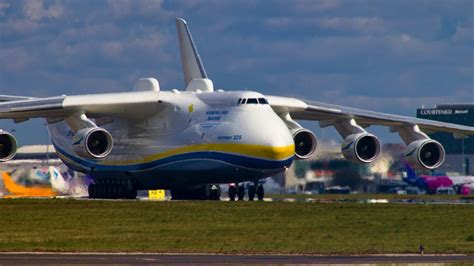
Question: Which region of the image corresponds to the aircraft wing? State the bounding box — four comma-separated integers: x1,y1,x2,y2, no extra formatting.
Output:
0,95,33,102
0,91,164,121
267,95,474,136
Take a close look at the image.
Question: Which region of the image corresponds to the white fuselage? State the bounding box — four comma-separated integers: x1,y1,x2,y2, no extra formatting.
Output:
449,176,474,186
47,90,295,189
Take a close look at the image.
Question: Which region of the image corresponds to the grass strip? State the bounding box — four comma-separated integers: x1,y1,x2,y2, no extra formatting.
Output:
0,199,473,254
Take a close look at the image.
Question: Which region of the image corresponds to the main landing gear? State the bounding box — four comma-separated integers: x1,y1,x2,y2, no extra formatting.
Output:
88,177,137,199
228,182,264,201
171,185,221,200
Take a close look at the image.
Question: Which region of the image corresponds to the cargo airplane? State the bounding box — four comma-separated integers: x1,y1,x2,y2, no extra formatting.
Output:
0,18,473,200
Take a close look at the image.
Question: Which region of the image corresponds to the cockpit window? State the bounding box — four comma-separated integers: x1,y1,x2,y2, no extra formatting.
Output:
238,97,269,105
258,98,269,104
246,98,258,104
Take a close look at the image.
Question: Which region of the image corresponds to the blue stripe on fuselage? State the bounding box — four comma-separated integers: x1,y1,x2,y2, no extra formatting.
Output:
53,144,294,172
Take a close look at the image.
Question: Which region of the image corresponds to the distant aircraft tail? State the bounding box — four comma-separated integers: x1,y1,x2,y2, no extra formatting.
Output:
49,166,68,193
2,172,56,197
176,18,213,92
403,163,418,184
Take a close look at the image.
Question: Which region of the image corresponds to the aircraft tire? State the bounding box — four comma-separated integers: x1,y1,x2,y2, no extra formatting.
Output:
107,184,113,199
228,185,237,201
88,184,97,199
237,185,245,201
248,185,256,201
209,185,221,200
127,187,137,199
257,185,264,201
117,184,123,198
109,184,115,199
112,184,119,199
98,184,105,198
171,185,218,200
104,184,111,199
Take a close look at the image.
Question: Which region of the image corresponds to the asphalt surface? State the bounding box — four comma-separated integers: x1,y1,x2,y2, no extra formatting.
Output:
0,253,472,264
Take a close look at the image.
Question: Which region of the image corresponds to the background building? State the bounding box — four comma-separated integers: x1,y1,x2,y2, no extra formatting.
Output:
417,103,473,175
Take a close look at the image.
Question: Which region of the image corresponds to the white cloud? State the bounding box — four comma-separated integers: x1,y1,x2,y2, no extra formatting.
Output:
0,18,41,37
317,17,386,34
452,25,474,44
0,1,10,17
102,42,124,58
106,0,173,18
291,0,342,13
0,47,32,72
264,17,291,28
263,16,387,35
23,0,64,21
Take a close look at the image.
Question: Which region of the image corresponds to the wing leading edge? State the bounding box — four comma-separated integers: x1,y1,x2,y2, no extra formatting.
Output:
0,91,165,121
267,95,474,136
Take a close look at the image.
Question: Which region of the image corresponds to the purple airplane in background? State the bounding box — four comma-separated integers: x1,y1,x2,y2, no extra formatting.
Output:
403,164,474,195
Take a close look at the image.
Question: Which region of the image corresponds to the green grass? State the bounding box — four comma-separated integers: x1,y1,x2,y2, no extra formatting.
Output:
0,199,473,254
267,193,474,201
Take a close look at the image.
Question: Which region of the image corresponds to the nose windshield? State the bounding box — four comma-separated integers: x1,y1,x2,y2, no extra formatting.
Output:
237,97,269,106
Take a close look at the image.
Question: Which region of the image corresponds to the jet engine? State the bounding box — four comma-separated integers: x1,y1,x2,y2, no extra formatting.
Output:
292,129,318,160
405,139,445,169
341,133,381,164
0,131,17,162
73,127,113,159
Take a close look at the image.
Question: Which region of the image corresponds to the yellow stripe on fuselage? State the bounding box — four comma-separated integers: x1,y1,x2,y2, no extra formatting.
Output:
102,143,295,166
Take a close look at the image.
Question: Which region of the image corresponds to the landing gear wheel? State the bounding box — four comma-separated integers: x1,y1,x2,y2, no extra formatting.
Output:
126,186,137,199
209,185,221,200
105,184,112,199
228,185,237,201
257,185,264,201
111,184,118,199
248,185,256,201
88,177,137,200
88,184,97,199
237,185,245,201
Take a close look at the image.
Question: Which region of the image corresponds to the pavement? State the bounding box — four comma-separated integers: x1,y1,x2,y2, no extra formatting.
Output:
0,253,472,264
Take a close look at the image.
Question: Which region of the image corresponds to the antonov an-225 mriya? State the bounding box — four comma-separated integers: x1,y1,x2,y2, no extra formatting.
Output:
0,18,472,200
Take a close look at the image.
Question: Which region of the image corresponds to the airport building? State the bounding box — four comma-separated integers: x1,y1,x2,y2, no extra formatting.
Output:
417,103,474,175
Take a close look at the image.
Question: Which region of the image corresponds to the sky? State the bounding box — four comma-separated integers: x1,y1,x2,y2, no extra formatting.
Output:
0,0,473,145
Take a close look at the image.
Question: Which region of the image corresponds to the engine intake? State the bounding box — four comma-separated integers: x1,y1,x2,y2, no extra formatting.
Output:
0,131,17,162
405,139,445,169
341,133,381,164
73,127,113,159
292,129,317,160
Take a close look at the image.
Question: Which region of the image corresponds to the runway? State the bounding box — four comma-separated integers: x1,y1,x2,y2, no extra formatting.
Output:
0,253,472,264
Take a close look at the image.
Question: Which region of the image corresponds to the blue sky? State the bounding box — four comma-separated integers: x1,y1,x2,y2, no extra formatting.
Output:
0,0,473,145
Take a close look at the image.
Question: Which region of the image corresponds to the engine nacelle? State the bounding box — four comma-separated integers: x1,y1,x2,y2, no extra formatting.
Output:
73,127,113,159
341,133,381,164
292,129,318,160
405,139,445,170
0,131,17,162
